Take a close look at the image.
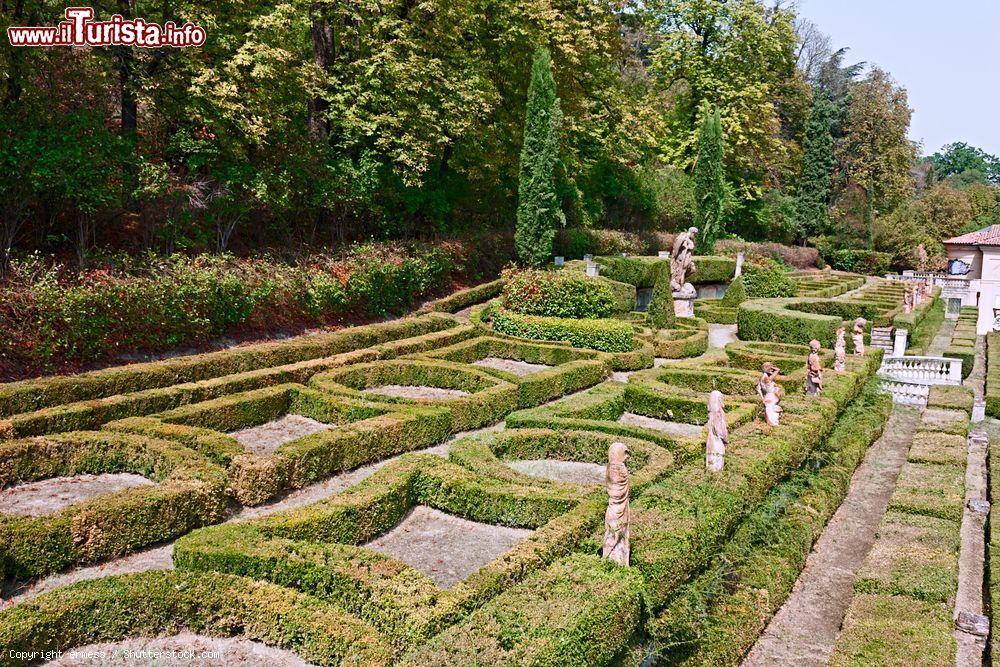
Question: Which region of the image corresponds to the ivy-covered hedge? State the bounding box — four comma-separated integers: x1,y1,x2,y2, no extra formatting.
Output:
0,431,228,578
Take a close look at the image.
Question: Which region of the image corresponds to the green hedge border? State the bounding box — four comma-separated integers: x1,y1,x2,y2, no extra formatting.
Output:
0,430,228,578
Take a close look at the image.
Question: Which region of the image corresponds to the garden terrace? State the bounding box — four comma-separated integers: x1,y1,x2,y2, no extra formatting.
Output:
790,271,867,298
941,306,978,378
0,315,474,441
0,286,895,665
830,387,974,665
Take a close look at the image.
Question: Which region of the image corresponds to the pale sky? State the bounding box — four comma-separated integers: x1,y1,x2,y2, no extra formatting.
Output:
794,0,999,158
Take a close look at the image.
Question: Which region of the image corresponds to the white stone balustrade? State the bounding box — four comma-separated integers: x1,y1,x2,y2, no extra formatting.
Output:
879,379,930,407
878,355,963,386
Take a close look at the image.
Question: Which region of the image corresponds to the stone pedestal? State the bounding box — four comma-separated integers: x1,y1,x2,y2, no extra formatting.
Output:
893,328,908,357
734,252,745,278
673,283,697,319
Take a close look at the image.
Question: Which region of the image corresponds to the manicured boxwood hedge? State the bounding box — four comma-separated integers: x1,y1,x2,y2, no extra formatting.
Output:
401,554,644,667
418,279,505,314
648,382,891,664
0,324,477,440
652,318,709,358
414,336,610,408
0,570,393,666
694,299,737,324
0,430,228,578
737,297,882,347
0,312,460,419
447,428,675,494
310,359,520,431
491,306,637,354
174,452,610,651
136,383,454,505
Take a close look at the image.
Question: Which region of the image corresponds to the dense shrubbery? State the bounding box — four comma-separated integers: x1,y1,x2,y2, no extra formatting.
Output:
492,307,636,353
500,268,616,319
827,249,892,276
741,258,796,298
0,243,459,376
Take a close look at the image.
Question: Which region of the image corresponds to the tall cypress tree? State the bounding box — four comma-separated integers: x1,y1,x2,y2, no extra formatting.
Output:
796,97,836,238
693,103,726,255
515,47,565,267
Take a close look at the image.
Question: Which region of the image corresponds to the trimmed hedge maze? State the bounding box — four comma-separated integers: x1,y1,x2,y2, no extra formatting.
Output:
0,295,893,665
737,278,939,347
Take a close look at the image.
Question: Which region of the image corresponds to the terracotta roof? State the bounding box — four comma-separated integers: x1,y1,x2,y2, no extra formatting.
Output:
944,225,1000,246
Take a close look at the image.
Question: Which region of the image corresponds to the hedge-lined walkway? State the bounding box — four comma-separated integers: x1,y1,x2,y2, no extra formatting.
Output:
926,318,959,357
742,408,920,666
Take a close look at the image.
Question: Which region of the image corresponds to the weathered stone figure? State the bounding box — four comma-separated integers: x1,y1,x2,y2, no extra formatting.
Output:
757,362,783,426
806,339,823,395
706,390,728,472
670,227,698,292
834,326,847,372
902,284,913,314
853,318,866,355
602,441,630,566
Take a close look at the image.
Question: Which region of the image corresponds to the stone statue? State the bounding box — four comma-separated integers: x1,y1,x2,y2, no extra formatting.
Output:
757,362,783,426
602,441,630,566
834,326,847,372
853,318,866,355
916,244,929,271
806,339,823,395
670,227,698,292
902,284,912,314
706,390,728,472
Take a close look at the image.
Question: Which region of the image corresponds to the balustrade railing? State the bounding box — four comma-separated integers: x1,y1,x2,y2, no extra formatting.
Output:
878,355,963,385
879,379,930,407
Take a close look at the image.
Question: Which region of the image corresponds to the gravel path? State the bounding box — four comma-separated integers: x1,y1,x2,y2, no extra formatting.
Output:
472,357,552,376
925,317,958,357
742,408,920,667
0,474,155,517
363,385,470,400
617,412,703,437
506,460,606,485
365,506,532,588
46,633,313,667
708,324,738,349
229,415,332,455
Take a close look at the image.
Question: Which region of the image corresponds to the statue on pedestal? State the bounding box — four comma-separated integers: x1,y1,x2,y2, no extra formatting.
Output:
602,442,630,566
670,227,698,292
834,326,847,372
853,318,866,355
757,362,783,426
706,390,728,472
806,339,823,395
